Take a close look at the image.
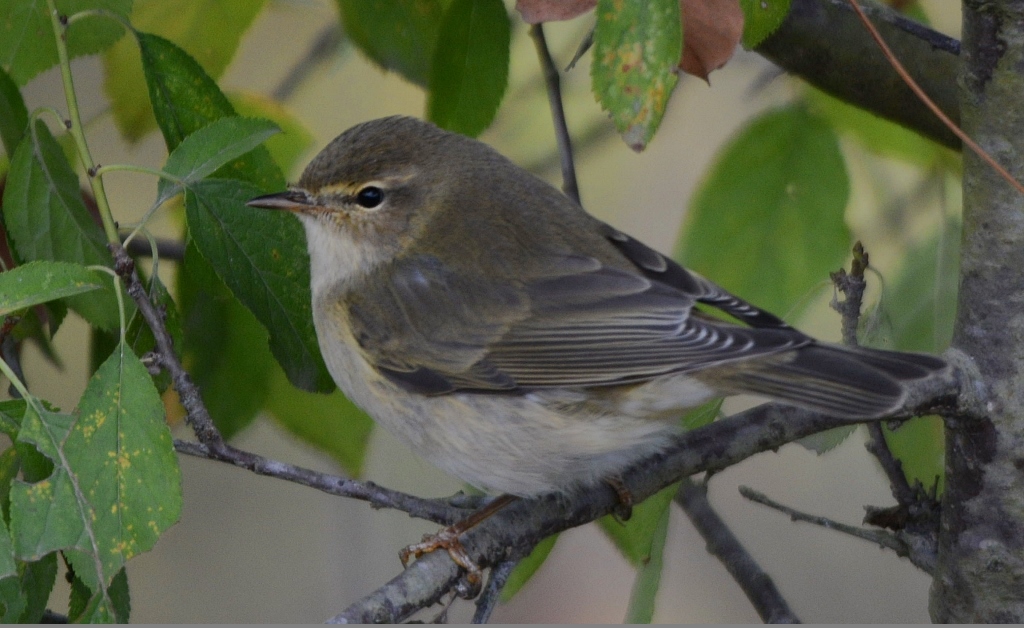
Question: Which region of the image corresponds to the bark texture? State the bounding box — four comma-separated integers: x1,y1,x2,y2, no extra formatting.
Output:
932,0,1024,621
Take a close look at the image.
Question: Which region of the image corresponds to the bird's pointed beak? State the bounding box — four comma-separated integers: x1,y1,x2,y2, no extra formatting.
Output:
246,190,313,212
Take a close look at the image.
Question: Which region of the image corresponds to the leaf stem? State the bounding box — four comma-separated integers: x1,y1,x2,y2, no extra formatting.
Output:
45,0,120,245
92,163,183,185
64,7,133,31
29,106,68,129
90,266,129,345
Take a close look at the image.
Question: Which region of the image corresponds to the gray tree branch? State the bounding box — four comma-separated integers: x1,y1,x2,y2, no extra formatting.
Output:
755,0,961,149
931,0,1024,621
677,478,800,623
740,486,937,573
329,356,972,623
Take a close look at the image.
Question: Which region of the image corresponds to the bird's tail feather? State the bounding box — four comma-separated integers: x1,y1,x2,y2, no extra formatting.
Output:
715,344,947,418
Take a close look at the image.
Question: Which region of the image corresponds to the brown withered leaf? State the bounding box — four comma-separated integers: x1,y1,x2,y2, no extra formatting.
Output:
679,0,744,81
515,0,597,24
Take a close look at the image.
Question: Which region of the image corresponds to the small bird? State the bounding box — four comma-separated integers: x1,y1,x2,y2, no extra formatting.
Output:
248,116,947,499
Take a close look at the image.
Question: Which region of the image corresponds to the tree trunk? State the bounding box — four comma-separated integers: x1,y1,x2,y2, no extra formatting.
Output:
932,0,1024,621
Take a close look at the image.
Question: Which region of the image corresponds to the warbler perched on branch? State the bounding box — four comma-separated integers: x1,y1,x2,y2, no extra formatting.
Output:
248,115,947,498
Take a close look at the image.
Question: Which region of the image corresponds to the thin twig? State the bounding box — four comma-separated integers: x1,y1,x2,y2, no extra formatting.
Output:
739,486,935,573
741,485,895,546
271,25,345,102
529,23,581,205
174,439,469,526
472,559,518,624
830,243,917,505
523,119,614,175
676,478,799,623
847,0,1024,195
865,423,916,505
123,236,185,261
829,241,868,347
111,243,223,446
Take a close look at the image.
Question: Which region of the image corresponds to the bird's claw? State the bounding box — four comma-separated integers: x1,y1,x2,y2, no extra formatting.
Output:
400,528,484,593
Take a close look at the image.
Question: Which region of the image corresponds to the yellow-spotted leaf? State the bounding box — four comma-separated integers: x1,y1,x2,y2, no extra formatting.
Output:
0,261,104,317
103,0,265,141
592,0,681,151
8,341,180,615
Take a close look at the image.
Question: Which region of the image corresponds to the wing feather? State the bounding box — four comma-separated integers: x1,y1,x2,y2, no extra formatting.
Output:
346,253,811,393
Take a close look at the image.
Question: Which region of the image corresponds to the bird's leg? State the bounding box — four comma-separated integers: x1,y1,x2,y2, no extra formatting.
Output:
400,493,518,593
605,476,634,522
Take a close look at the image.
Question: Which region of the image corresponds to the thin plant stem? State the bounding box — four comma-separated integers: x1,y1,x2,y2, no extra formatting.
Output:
45,0,120,244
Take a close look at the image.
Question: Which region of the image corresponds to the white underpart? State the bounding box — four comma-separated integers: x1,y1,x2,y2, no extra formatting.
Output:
300,216,718,496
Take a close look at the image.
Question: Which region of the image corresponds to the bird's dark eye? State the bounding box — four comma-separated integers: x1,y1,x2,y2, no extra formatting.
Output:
355,186,384,209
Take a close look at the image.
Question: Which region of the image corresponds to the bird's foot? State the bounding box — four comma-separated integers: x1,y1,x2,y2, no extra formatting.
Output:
398,494,518,597
400,529,483,596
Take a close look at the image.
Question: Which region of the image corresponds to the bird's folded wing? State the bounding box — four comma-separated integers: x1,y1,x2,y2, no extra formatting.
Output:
347,253,810,394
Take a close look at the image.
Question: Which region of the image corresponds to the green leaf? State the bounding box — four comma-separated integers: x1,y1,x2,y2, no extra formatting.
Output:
158,116,280,206
804,87,944,166
68,565,129,623
15,553,56,623
500,533,557,602
264,365,373,477
0,400,25,438
1,122,120,329
677,106,850,318
0,514,16,583
426,0,510,138
9,341,181,597
0,261,104,317
337,0,446,87
135,32,283,188
883,416,944,492
872,221,960,354
0,0,130,85
104,0,265,141
599,482,678,566
681,398,722,430
0,573,26,623
137,33,327,392
0,67,27,155
136,32,233,150
0,447,20,520
185,178,332,392
739,0,791,48
798,424,858,455
623,500,670,624
178,240,274,438
229,93,315,177
591,0,681,151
